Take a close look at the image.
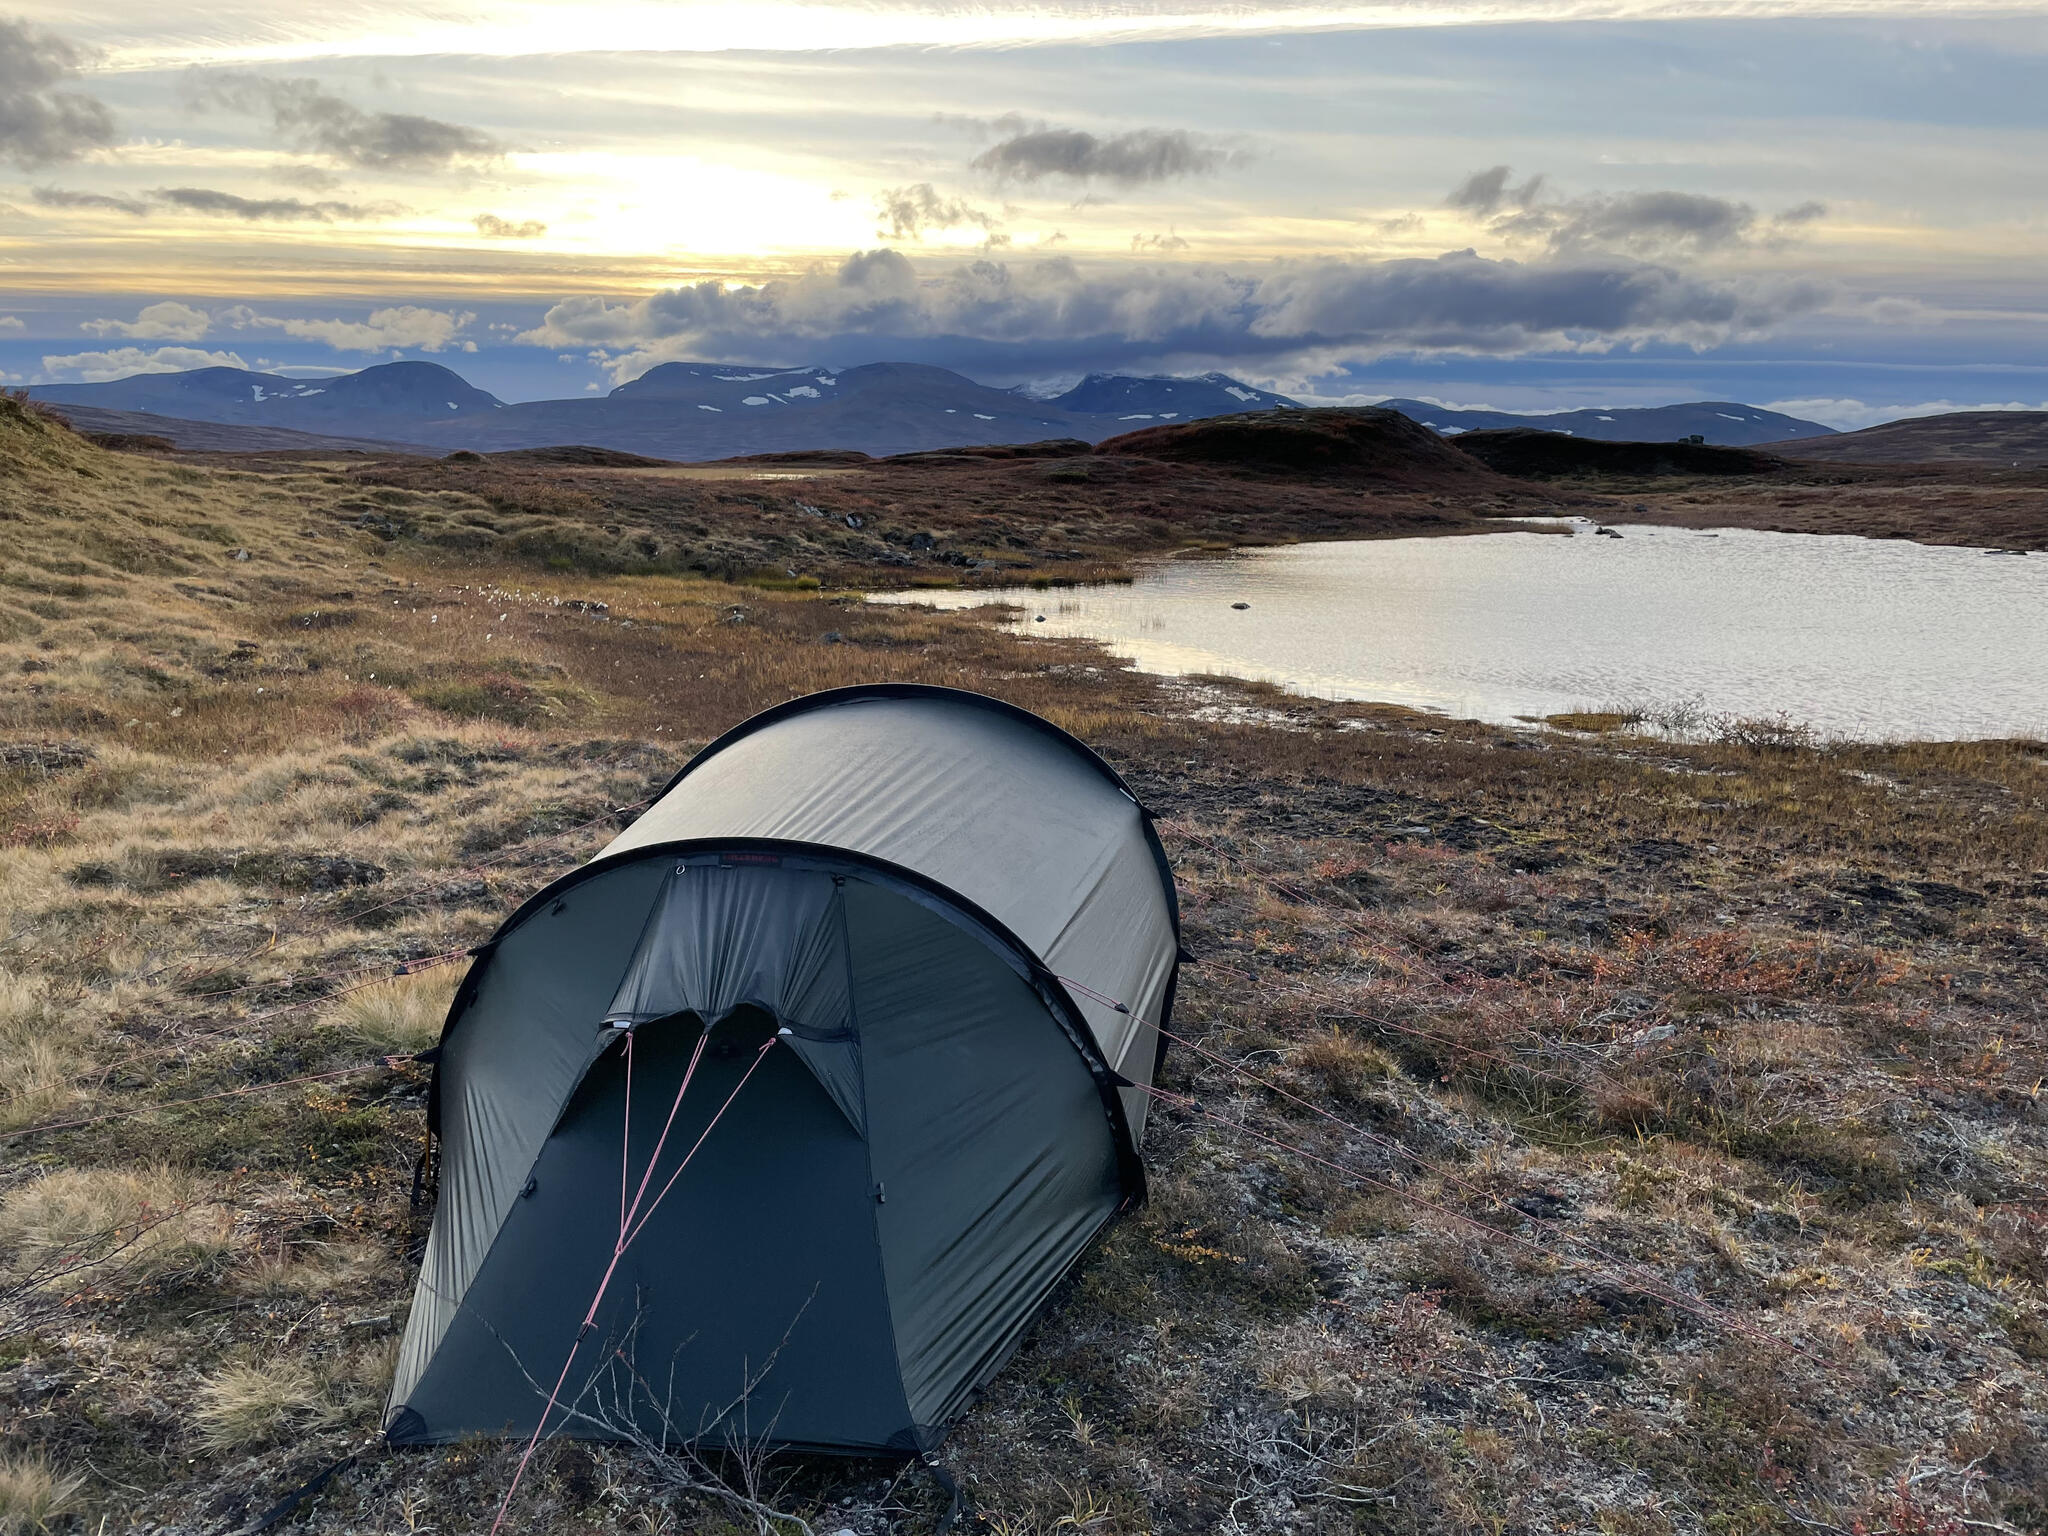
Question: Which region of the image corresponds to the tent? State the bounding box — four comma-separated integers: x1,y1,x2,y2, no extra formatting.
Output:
386,684,1182,1457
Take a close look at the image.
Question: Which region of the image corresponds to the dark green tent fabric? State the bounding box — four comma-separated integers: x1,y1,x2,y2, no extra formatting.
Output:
387,687,1179,1455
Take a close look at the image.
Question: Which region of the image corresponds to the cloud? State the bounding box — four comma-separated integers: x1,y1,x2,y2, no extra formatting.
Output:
473,212,546,238
1452,166,1825,258
221,303,474,352
153,186,398,221
971,124,1240,187
874,184,999,241
40,345,249,382
518,245,1828,385
0,20,115,168
31,185,149,216
81,301,211,341
1447,166,1546,216
1131,231,1190,252
32,184,400,221
189,72,502,171
0,316,22,332
270,162,345,191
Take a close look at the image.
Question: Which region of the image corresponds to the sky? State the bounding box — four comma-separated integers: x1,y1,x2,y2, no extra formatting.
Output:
1,1,2044,423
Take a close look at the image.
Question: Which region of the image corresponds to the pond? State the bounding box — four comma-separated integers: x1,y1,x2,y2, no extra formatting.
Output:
870,523,2048,741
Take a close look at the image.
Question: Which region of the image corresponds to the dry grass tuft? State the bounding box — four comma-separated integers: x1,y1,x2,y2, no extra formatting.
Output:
329,968,462,1053
0,1165,233,1289
0,974,86,1133
191,1340,395,1451
1289,1027,1397,1104
0,1450,85,1535
192,1357,334,1451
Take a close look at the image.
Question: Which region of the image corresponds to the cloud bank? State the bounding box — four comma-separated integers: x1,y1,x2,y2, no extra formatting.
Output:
41,345,250,381
1452,166,1827,258
520,245,1830,384
222,304,475,352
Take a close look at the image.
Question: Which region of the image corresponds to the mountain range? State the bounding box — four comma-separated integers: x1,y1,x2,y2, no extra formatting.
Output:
29,360,1840,460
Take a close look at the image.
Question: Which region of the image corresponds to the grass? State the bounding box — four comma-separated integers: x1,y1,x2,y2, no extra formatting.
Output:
329,970,463,1054
0,1451,84,1536
191,1342,395,1452
0,1166,235,1290
2,408,2045,1534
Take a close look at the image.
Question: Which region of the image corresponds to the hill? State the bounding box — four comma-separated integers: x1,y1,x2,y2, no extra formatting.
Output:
36,402,430,455
1761,410,2048,464
1451,428,1788,479
1096,406,1508,488
1381,397,1833,447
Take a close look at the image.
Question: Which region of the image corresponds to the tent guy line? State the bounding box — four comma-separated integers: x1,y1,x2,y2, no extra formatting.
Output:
489,1029,778,1534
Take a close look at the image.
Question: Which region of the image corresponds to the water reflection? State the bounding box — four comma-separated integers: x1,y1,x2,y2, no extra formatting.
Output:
870,524,2048,741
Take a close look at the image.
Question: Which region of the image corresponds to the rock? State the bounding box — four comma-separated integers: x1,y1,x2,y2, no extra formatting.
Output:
229,547,252,561
1034,615,1047,623
1631,503,1649,514
821,631,844,644
909,531,936,550
1231,601,1251,610
844,514,865,530
1508,1191,1570,1220
1,741,93,773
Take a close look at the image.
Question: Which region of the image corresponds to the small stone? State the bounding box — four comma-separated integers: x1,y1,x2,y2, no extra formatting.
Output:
1034,615,1047,623
229,547,252,561
1231,601,1250,610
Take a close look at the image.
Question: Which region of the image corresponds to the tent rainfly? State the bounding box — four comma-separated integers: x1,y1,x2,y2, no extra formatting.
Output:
386,685,1182,1457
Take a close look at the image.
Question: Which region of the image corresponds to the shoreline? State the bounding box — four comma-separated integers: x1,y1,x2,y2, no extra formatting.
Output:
863,525,2048,748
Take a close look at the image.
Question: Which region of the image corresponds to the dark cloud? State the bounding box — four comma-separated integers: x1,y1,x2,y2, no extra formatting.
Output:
188,72,502,170
154,187,398,222
1502,190,1759,255
1453,167,1827,257
1131,231,1190,252
519,246,1828,385
33,185,149,216
874,184,998,241
0,20,116,168
971,126,1239,187
1446,166,1545,216
474,213,547,238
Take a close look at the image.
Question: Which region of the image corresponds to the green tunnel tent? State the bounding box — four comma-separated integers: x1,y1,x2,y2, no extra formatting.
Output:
386,685,1182,1456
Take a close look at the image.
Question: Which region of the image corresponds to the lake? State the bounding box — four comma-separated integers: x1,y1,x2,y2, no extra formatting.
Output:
870,523,2048,741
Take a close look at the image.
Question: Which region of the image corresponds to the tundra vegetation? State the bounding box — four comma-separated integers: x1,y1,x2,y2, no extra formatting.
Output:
0,396,2043,1534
